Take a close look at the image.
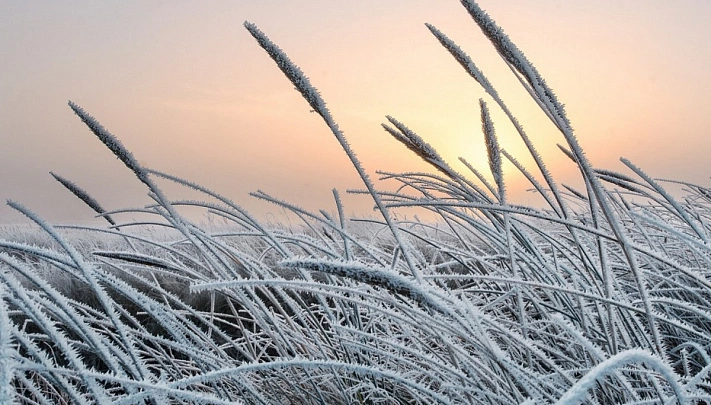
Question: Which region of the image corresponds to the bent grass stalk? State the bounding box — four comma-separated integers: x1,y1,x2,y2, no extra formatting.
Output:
243,22,422,283
50,172,116,226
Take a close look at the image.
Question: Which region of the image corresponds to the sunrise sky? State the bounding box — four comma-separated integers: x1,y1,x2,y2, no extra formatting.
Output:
1,1,710,224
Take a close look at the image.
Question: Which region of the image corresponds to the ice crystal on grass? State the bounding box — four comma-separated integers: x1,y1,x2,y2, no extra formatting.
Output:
68,101,148,185
280,257,450,315
244,22,327,119
480,100,504,199
0,285,15,404
50,172,116,226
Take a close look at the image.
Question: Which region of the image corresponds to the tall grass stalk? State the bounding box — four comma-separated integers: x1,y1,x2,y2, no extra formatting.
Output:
243,22,422,283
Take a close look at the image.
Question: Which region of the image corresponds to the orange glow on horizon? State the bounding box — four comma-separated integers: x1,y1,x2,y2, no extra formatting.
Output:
1,1,710,223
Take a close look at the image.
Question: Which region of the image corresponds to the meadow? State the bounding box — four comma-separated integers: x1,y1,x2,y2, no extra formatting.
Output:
1,0,710,403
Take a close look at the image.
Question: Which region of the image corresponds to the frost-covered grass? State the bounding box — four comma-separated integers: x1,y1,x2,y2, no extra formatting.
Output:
2,0,711,403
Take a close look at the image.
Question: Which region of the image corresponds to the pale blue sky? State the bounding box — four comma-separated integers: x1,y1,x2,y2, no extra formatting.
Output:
1,1,710,224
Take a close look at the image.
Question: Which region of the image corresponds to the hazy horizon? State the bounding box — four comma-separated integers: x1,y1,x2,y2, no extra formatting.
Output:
2,1,710,225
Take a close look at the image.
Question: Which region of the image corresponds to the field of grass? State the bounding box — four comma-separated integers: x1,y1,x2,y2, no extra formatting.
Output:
2,0,711,404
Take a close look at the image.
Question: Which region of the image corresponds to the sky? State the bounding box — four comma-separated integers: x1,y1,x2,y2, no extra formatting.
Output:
1,1,710,225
